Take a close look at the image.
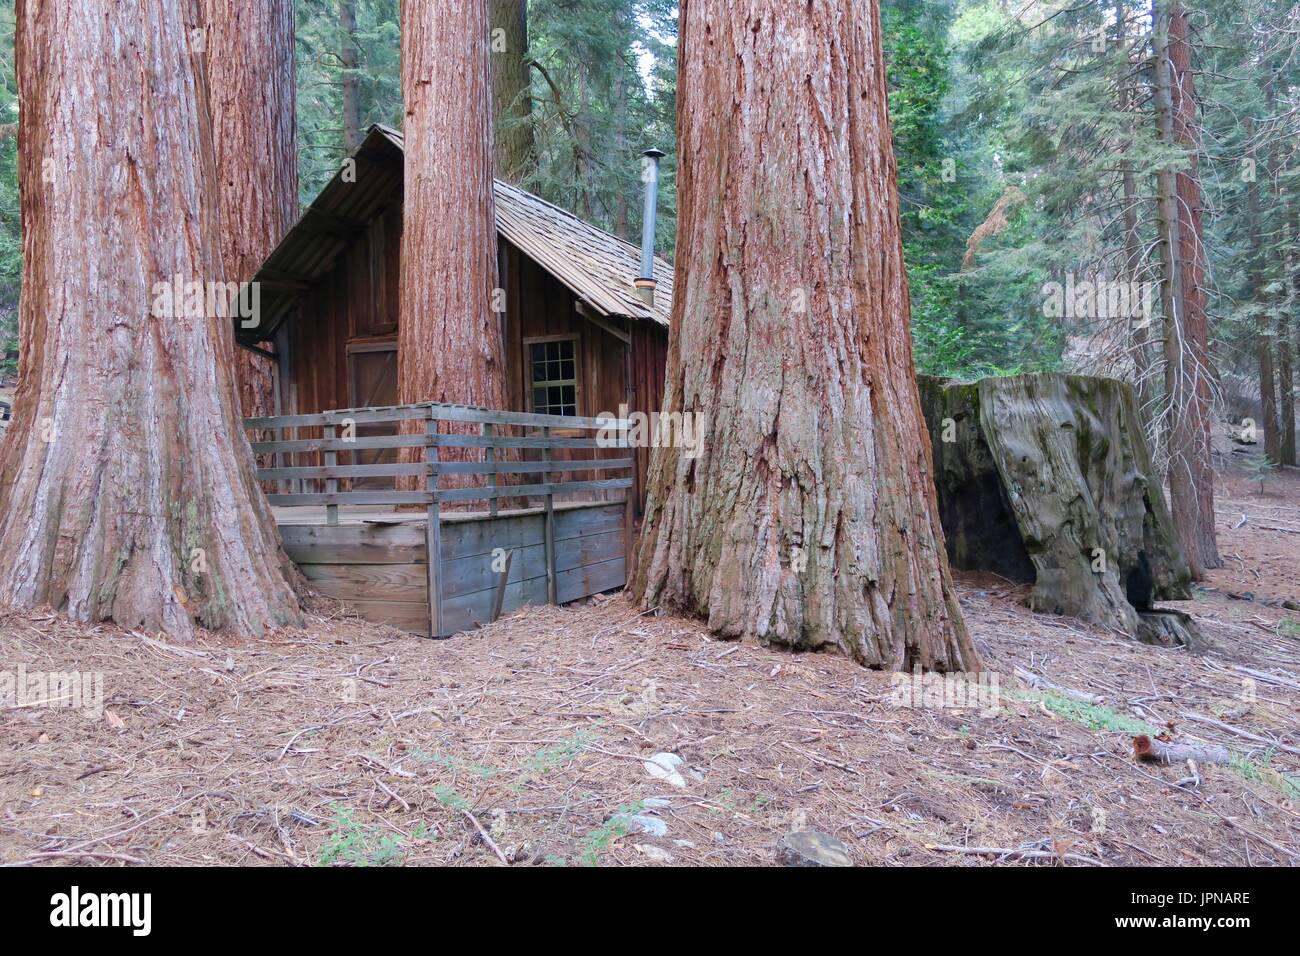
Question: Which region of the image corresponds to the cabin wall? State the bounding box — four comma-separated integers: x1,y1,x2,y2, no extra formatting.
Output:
284,199,401,418
631,322,669,511
274,208,669,515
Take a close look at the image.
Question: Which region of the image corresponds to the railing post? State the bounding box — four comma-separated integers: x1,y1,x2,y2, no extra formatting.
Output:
622,423,634,572
484,421,498,518
323,422,338,526
425,408,444,638
543,425,557,605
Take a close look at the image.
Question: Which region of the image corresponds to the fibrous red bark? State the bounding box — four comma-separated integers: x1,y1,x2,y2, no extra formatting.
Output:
1153,1,1219,577
398,0,507,416
631,0,977,672
0,0,301,638
203,0,299,423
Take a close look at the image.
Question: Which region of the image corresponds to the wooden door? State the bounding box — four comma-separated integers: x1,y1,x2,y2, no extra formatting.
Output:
348,344,398,488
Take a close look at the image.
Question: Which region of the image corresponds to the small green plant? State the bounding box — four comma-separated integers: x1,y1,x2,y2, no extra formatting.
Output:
1229,751,1300,800
409,749,498,779
577,801,644,866
317,806,404,867
1016,689,1159,736
1279,618,1300,640
433,784,469,811
525,729,595,776
1242,453,1278,493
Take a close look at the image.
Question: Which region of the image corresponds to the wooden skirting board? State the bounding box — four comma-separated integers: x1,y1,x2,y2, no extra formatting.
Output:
278,500,626,637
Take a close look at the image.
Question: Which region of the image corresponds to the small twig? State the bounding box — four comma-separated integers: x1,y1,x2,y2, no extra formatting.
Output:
1128,763,1300,862
461,809,509,864
371,774,410,812
352,752,415,777
1181,713,1300,757
1014,665,1105,704
927,843,1103,866
20,848,147,865
780,742,861,776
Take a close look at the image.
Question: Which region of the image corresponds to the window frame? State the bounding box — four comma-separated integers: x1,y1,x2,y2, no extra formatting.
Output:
523,333,581,418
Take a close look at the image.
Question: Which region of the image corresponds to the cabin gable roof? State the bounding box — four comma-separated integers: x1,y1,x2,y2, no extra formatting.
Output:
240,124,672,343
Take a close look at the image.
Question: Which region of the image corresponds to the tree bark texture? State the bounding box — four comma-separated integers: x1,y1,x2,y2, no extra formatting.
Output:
0,0,302,638
1167,2,1218,568
399,0,506,410
919,374,1199,649
340,0,363,152
399,0,508,492
1246,115,1280,464
489,0,533,182
1281,196,1298,465
631,0,977,672
203,0,299,423
1153,1,1218,578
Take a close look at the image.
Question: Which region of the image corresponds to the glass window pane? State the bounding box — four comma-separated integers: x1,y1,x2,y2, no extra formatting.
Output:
561,359,575,380
531,343,545,364
533,387,546,410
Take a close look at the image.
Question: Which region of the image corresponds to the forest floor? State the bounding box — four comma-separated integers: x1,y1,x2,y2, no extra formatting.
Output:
1,469,1298,867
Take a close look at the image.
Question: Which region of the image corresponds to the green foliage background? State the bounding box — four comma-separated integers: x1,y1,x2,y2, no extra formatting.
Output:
0,0,1296,396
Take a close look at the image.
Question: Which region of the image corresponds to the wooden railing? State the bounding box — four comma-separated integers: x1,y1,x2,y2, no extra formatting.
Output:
246,403,633,510
244,402,634,636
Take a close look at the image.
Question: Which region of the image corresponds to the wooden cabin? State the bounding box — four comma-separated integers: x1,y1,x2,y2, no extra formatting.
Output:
235,124,672,515
233,126,672,638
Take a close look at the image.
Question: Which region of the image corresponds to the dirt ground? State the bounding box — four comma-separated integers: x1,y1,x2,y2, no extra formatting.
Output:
1,471,1298,867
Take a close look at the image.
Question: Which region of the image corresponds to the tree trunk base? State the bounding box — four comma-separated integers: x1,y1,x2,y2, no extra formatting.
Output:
920,373,1200,647
1135,609,1203,651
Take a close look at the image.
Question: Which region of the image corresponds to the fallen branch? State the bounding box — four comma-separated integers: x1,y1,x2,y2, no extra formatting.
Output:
1133,735,1231,765
780,741,862,776
927,843,1102,866
22,848,147,865
461,809,509,864
1229,665,1300,692
1014,666,1105,704
1180,714,1300,757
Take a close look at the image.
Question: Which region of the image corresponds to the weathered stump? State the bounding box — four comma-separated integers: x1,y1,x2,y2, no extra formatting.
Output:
919,373,1201,648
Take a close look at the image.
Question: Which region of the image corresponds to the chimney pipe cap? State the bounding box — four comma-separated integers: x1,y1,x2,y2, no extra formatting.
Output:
642,148,666,160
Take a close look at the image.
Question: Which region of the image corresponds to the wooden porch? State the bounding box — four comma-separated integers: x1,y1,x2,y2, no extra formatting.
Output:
246,403,633,637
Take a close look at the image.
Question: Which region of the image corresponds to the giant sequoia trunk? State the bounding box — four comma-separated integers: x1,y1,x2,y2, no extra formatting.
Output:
399,0,507,413
490,0,534,182
1153,1,1219,577
632,0,977,672
0,0,301,638
203,0,299,423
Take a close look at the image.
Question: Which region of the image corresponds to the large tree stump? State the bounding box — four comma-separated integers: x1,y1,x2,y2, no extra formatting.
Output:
919,373,1200,648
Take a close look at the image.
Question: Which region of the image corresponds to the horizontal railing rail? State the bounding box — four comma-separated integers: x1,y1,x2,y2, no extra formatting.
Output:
244,401,633,517
246,401,637,637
